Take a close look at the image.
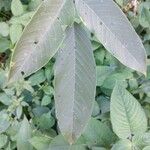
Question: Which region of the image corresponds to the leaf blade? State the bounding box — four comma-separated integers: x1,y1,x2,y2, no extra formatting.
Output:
110,82,147,139
54,23,96,144
9,0,74,84
75,0,147,74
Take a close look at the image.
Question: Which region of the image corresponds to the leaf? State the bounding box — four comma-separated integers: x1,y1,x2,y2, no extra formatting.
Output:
41,95,51,106
110,82,147,139
10,24,23,44
49,135,86,150
111,140,132,150
28,69,46,86
0,22,9,37
133,132,150,149
54,23,96,144
35,112,55,130
0,111,10,133
96,66,115,86
11,0,24,16
82,118,117,147
0,93,12,105
0,37,10,53
29,135,52,150
75,0,147,74
17,116,32,150
9,0,74,84
143,146,150,150
0,134,8,148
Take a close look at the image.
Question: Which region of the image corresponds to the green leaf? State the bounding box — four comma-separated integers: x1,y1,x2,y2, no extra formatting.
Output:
96,66,115,86
0,93,12,105
41,95,51,106
0,134,8,148
11,0,24,16
143,146,150,150
75,0,147,74
0,111,10,133
28,69,46,86
133,132,150,149
0,37,10,53
139,3,150,28
35,112,55,130
9,0,73,84
49,135,86,150
54,23,96,144
110,82,147,139
82,118,116,147
29,135,52,150
0,22,9,37
17,116,32,150
111,140,132,150
10,24,23,44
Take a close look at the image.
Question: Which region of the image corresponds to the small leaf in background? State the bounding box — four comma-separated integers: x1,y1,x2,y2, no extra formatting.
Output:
111,140,132,150
49,135,86,150
0,37,10,53
35,112,55,130
82,118,117,147
11,0,24,16
41,95,51,106
10,24,23,44
133,132,150,149
102,69,133,90
96,66,115,86
110,82,147,139
29,69,46,86
29,135,52,150
0,22,9,37
138,2,150,28
10,12,35,26
143,146,150,150
0,111,10,133
0,134,8,148
0,93,12,105
17,116,32,150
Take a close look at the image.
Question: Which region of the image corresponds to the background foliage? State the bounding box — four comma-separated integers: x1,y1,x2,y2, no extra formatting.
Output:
0,0,150,149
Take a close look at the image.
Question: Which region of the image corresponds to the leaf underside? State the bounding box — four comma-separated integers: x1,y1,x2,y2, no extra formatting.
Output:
8,0,75,84
110,82,147,139
54,23,96,144
75,0,147,74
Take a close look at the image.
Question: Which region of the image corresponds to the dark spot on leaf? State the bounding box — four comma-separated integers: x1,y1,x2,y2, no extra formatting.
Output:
21,71,25,75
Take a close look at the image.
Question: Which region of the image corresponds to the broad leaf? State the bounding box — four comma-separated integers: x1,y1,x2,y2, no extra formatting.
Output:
9,0,74,84
75,0,147,74
49,135,86,150
17,116,32,150
54,23,96,144
110,82,147,139
133,132,150,149
111,140,132,150
29,135,52,150
143,146,150,150
82,118,117,147
0,134,8,148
